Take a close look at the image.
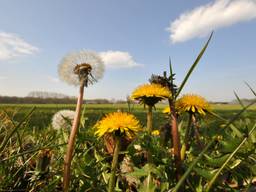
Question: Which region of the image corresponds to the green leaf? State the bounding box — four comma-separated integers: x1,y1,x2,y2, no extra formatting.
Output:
128,167,148,177
176,32,213,98
128,164,160,178
208,111,243,138
193,167,216,180
220,139,241,153
206,123,256,191
204,154,229,167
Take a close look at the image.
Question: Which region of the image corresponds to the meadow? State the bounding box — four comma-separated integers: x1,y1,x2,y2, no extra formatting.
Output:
1,102,256,191
1,103,256,130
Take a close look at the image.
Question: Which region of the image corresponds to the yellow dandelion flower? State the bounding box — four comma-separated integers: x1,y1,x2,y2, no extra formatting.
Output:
176,94,210,116
151,130,160,136
162,106,171,114
95,112,142,139
131,83,171,106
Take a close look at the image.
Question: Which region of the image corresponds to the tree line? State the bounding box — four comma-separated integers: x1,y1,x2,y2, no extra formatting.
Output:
0,96,113,104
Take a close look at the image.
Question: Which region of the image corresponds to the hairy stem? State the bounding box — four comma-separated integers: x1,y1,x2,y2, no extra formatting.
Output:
108,135,121,192
168,98,181,180
192,114,203,149
63,82,84,192
147,105,153,133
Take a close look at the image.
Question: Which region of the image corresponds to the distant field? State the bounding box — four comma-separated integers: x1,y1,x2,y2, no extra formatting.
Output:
0,103,255,130
211,103,256,110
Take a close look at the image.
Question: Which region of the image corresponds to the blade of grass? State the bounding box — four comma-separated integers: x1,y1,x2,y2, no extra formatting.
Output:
244,81,256,97
176,32,213,98
0,107,36,152
0,143,66,162
208,111,243,138
209,99,256,135
206,122,256,191
169,57,174,84
2,109,26,163
221,100,256,130
233,91,245,108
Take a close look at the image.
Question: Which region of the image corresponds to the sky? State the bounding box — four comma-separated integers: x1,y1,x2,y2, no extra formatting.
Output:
0,0,256,102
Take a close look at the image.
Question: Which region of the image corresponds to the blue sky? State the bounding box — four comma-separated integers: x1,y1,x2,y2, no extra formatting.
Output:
0,0,256,101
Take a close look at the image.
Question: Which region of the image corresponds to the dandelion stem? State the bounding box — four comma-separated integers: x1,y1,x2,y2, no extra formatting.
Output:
146,104,153,188
168,98,181,180
147,105,153,133
108,135,121,192
192,115,203,149
63,82,84,192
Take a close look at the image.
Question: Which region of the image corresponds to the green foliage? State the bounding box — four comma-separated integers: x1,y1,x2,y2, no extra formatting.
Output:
1,96,256,191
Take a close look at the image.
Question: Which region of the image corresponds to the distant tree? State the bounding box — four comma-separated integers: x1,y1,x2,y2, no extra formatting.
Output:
27,91,71,99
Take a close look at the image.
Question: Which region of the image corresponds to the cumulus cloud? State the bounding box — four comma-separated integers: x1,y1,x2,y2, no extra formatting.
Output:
168,0,256,43
0,32,39,60
100,51,141,68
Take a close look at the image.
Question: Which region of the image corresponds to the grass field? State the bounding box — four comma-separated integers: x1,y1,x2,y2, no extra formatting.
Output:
1,103,256,130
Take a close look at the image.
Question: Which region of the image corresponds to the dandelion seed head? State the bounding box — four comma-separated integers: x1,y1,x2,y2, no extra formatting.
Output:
52,110,75,130
58,50,105,86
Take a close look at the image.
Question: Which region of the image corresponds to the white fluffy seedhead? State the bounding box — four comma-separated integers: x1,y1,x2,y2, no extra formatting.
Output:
52,110,75,130
58,50,105,86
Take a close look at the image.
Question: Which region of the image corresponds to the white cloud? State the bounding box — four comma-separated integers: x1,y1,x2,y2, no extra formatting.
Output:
100,51,141,68
168,0,256,43
0,32,39,60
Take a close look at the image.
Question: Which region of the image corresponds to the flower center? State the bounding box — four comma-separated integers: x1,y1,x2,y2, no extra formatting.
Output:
73,63,92,75
73,63,94,86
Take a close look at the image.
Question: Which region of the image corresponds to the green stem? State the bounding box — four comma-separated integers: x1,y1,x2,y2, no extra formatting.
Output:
146,172,152,192
147,105,153,133
146,105,153,164
181,113,193,161
146,105,153,188
108,135,121,192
